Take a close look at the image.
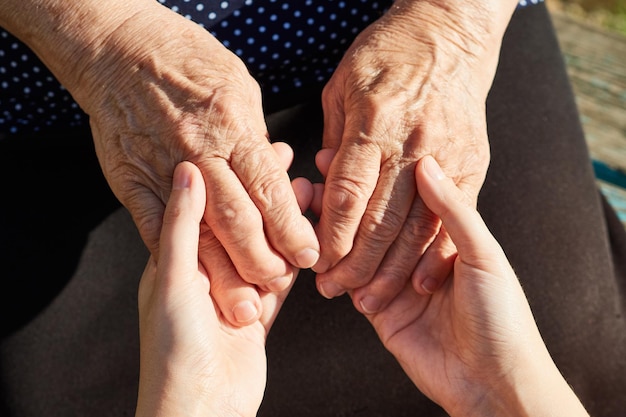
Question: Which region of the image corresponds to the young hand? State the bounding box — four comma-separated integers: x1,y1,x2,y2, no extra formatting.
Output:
136,155,312,417
359,156,589,417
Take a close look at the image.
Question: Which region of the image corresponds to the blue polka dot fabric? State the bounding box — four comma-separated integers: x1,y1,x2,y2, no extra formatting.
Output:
0,0,544,135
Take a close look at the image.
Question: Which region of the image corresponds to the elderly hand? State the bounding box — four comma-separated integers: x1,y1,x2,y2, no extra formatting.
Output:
359,156,589,417
136,159,312,417
313,0,519,314
15,0,320,326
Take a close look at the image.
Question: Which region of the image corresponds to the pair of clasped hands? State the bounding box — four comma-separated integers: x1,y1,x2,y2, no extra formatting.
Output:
136,152,589,417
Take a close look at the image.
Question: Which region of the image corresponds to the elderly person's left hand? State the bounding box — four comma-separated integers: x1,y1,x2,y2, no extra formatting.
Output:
313,0,519,313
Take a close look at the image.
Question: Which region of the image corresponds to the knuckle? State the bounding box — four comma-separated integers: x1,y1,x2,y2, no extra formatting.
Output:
209,197,262,239
250,262,283,283
249,175,293,216
324,175,371,219
395,205,441,249
359,203,406,245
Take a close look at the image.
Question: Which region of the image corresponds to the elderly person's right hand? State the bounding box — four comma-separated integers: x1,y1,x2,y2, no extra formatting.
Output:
2,0,319,326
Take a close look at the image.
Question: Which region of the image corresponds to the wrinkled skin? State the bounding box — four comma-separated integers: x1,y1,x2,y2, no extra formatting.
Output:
314,0,495,313
76,4,319,326
7,0,512,326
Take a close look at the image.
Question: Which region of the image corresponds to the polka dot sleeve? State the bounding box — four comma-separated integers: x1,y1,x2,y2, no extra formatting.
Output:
0,0,544,136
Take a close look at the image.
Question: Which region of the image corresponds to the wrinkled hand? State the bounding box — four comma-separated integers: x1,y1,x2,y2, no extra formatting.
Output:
74,3,318,325
314,0,497,313
136,160,312,417
362,156,587,416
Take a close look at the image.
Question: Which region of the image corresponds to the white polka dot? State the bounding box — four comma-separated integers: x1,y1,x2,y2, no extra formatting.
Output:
0,0,544,134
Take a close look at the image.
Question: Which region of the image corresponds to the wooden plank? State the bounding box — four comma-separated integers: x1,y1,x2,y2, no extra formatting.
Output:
550,12,626,172
550,11,626,226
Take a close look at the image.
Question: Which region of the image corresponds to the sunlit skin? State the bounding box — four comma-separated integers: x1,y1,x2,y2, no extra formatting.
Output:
136,155,589,417
2,0,519,326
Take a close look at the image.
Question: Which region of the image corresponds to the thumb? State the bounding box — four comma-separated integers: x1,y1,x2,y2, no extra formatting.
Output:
415,156,502,263
157,161,207,286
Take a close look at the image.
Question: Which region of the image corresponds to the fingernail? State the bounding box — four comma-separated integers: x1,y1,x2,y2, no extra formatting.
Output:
421,277,438,294
319,281,344,299
232,300,258,323
423,156,445,181
172,164,191,189
295,248,319,268
359,296,381,314
266,275,292,292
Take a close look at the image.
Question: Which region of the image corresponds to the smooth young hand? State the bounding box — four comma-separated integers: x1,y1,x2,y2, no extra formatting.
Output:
136,157,312,417
359,156,589,417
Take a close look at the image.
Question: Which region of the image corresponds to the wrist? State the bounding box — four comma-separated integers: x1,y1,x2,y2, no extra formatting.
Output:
384,0,519,95
136,374,243,417
455,350,589,417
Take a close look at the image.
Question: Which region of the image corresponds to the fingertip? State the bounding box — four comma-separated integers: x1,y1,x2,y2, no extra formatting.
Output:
271,141,295,171
231,299,262,325
291,176,314,213
315,148,337,178
421,154,446,182
295,247,320,269
413,274,442,295
415,155,462,227
172,161,193,190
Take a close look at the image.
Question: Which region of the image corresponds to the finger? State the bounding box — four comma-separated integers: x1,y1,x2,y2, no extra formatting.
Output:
198,225,263,326
231,139,320,269
315,148,337,178
274,141,314,213
202,163,313,327
315,160,415,297
291,177,314,213
158,161,206,286
271,141,295,171
310,183,324,218
202,158,294,292
415,156,502,262
346,198,440,313
257,265,299,333
313,142,381,274
411,227,457,295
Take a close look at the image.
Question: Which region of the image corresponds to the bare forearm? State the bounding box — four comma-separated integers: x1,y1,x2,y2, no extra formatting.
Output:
384,0,519,94
393,0,520,42
460,348,589,417
0,0,152,96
